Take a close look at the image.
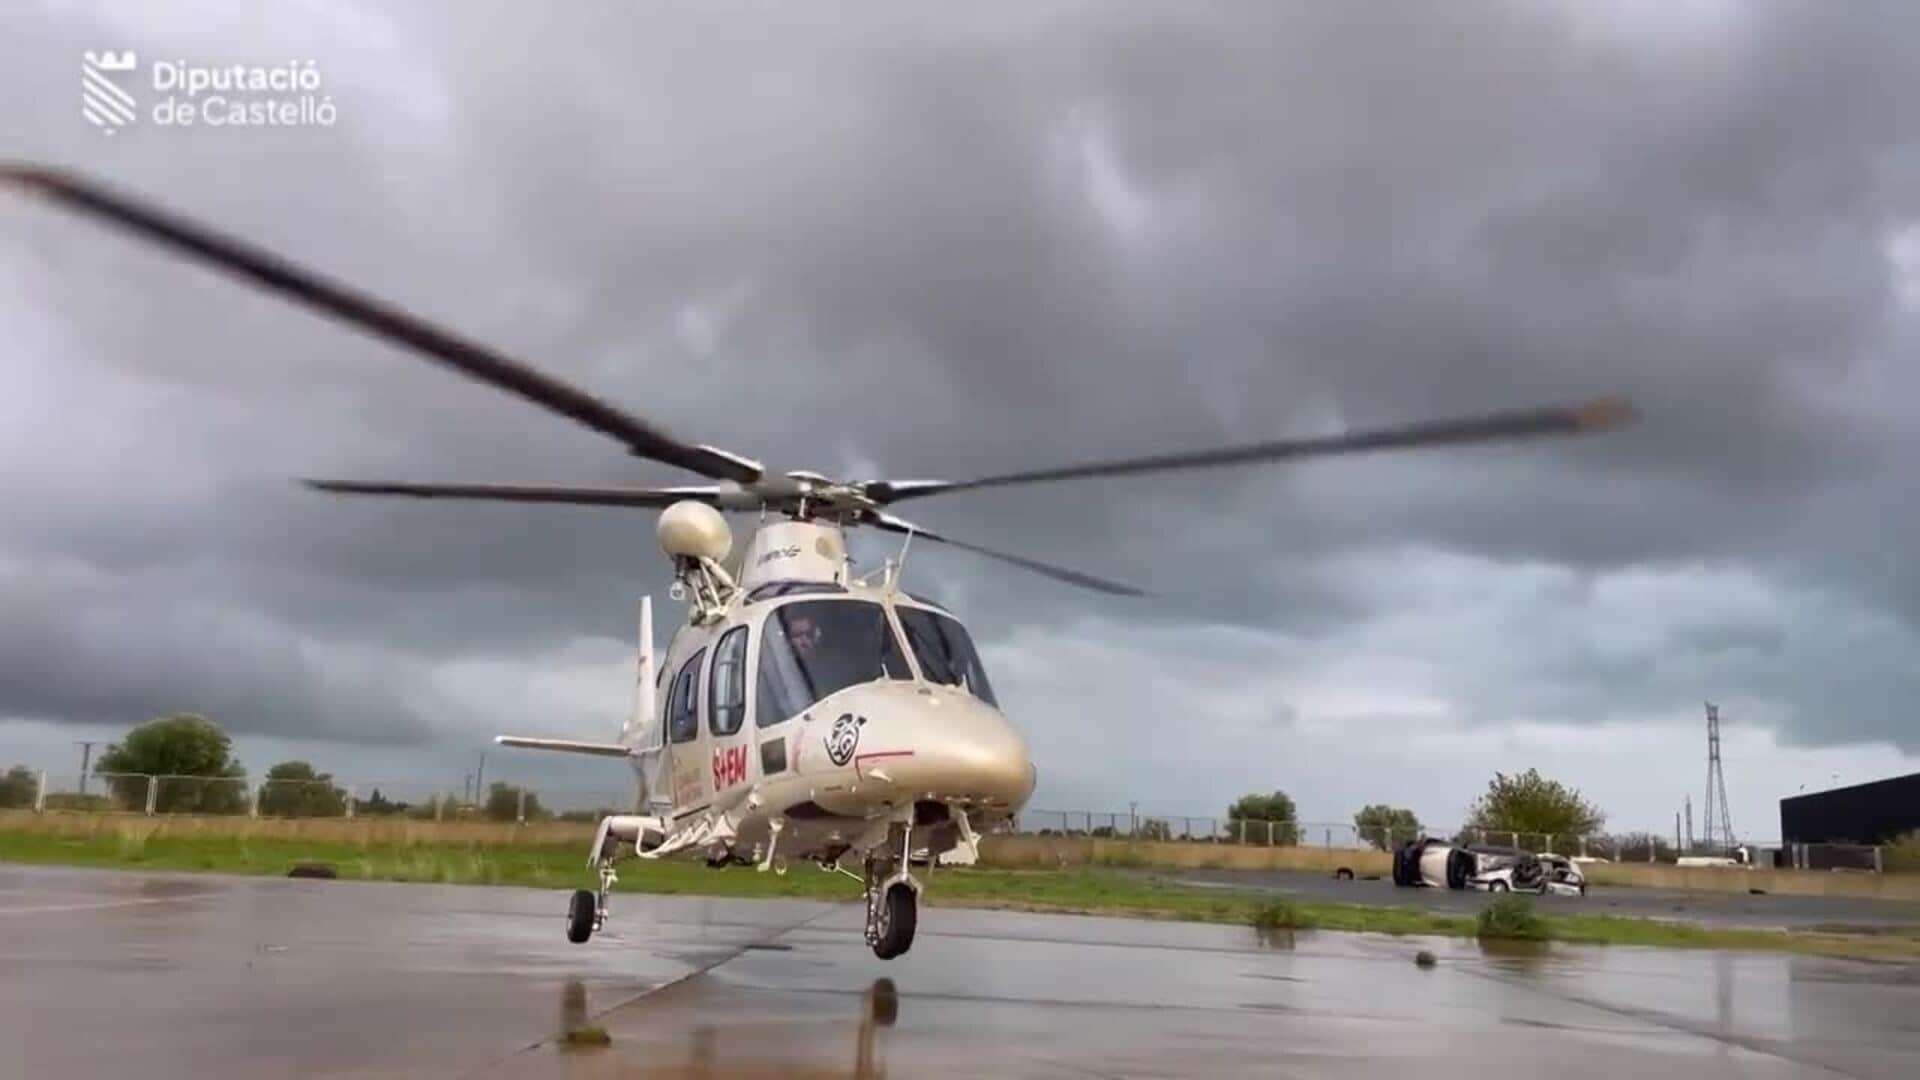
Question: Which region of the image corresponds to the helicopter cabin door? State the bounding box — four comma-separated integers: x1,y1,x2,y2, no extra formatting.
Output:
706,626,752,805
664,646,710,812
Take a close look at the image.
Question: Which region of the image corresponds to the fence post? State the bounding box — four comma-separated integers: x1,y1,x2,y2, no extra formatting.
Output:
33,769,46,813
1324,827,1331,850
250,784,261,819
1266,820,1274,846
516,788,527,825
144,775,158,816
1647,839,1655,864
344,785,356,819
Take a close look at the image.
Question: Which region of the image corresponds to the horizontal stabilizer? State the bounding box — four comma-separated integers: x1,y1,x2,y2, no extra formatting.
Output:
494,735,633,758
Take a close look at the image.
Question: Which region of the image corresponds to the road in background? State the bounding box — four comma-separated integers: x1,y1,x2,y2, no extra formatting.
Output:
3,863,1918,1077
1158,865,1920,930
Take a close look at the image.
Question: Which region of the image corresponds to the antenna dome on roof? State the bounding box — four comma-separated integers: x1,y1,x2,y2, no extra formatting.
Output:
657,500,731,561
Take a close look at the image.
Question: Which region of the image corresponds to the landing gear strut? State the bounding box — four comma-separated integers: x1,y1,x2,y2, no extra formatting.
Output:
567,848,619,944
863,823,920,960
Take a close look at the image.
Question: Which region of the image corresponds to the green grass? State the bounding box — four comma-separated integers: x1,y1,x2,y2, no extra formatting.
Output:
2,823,1915,959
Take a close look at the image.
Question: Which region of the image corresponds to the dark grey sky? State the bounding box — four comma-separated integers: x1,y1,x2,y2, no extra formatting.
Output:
4,1,1917,833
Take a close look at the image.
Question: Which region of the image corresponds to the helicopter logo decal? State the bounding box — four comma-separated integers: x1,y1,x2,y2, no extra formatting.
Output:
826,713,865,767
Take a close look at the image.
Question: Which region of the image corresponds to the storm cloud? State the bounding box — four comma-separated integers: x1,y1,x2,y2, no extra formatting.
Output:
4,1,1918,831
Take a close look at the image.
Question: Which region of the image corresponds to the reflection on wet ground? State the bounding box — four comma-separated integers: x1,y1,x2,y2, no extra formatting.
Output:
4,863,1919,1078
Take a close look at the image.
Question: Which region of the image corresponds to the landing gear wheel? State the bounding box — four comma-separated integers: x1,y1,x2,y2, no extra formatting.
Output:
871,883,917,960
566,888,596,943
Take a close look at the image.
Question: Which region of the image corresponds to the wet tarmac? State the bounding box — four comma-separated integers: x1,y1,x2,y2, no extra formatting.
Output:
4,862,1919,1078
1162,866,1920,931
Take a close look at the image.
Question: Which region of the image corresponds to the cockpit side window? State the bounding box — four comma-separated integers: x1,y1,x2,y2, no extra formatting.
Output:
897,607,998,706
709,627,749,736
667,648,706,744
756,600,911,727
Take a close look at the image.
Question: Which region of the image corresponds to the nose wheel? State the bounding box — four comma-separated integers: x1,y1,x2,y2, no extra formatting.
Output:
863,823,921,960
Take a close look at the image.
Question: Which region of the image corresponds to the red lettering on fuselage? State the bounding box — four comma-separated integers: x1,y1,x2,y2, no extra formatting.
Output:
711,744,748,790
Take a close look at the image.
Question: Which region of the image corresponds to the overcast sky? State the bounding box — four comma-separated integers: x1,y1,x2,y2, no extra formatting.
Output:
4,1,1918,837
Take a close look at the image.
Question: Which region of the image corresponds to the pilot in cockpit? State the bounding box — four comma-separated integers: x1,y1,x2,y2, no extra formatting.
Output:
786,610,824,658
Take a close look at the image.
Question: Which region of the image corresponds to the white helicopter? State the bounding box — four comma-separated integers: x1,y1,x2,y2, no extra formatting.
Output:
3,166,1635,958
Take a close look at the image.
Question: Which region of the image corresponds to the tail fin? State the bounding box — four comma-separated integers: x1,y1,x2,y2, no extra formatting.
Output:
622,595,657,749
495,596,665,808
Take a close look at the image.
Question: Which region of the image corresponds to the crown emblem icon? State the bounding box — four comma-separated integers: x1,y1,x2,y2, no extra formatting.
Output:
83,51,137,72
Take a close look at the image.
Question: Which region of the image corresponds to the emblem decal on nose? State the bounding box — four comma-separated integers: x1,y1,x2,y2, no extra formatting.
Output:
826,712,865,767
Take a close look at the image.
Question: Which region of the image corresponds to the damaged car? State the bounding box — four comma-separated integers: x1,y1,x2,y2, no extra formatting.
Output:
1469,850,1588,896
1392,840,1587,897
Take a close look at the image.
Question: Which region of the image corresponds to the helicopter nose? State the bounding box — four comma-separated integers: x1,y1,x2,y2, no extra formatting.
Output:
890,695,1034,808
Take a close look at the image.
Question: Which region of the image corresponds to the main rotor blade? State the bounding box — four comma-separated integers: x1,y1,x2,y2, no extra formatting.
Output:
869,511,1146,597
303,479,732,508
864,397,1635,503
1,165,762,484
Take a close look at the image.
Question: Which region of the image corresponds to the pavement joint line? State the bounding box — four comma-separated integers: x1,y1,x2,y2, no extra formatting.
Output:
0,895,210,917
474,898,849,1074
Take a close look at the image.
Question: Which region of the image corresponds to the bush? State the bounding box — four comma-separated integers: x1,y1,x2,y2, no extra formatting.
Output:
0,766,37,809
1477,894,1549,941
1250,899,1307,931
483,782,547,822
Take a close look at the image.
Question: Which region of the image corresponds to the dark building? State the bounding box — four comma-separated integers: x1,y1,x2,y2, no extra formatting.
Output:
1780,771,1920,845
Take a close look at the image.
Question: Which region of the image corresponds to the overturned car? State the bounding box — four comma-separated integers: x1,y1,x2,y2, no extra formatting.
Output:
1392,838,1587,896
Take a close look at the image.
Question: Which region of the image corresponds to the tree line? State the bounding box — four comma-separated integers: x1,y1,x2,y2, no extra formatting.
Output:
0,713,567,821
1219,768,1607,850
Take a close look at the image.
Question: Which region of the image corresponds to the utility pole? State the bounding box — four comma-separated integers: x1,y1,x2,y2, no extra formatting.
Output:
475,751,486,805
75,741,101,796
1684,793,1694,853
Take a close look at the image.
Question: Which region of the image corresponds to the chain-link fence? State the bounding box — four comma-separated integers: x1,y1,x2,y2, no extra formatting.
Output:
19,771,632,824
0,776,1889,870
1001,809,1885,869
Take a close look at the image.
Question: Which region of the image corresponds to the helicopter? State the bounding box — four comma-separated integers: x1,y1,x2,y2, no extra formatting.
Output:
2,166,1635,958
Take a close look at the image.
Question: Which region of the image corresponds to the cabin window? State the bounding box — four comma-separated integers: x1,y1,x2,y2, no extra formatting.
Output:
709,627,749,736
667,648,706,744
756,600,911,727
897,607,998,706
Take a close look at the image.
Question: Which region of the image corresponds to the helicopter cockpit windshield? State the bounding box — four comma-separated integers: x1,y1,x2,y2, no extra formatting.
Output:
896,607,998,706
757,600,912,725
